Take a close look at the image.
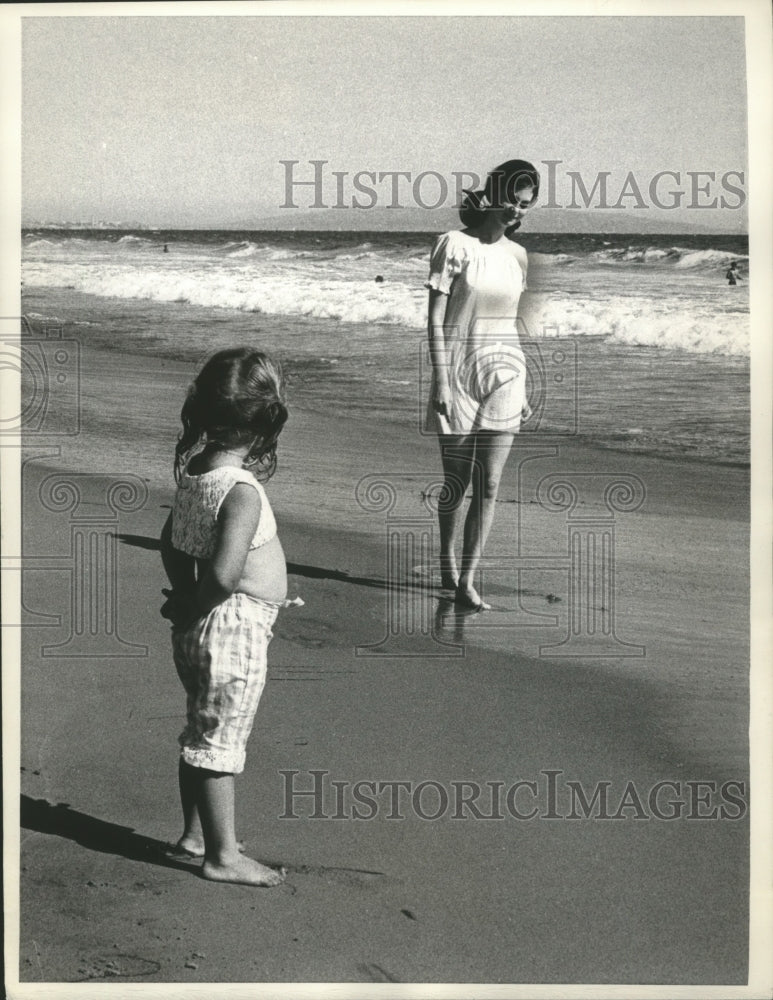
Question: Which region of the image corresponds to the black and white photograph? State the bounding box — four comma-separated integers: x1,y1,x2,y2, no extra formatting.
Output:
2,1,772,994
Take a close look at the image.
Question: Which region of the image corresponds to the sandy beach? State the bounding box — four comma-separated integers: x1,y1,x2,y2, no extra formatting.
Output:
12,5,771,989
14,336,750,986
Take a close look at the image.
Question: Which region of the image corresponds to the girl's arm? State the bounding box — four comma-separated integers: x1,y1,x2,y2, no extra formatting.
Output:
428,288,453,416
196,484,261,613
160,512,196,592
160,512,198,625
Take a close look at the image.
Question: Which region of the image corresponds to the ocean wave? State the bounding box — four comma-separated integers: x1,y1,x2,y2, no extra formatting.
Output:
673,248,748,269
267,248,299,260
334,251,378,261
22,254,749,357
226,243,262,258
589,245,747,269
224,244,324,262
22,261,427,328
24,234,131,252
532,252,577,266
23,238,59,250
522,294,748,356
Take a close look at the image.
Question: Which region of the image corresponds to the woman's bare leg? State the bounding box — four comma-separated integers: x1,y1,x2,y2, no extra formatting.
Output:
456,432,515,609
437,434,475,589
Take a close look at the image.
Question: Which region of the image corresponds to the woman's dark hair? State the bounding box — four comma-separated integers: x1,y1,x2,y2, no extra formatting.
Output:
459,159,540,236
174,347,288,483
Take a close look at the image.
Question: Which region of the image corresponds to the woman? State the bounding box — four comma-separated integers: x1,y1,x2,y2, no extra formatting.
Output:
426,159,539,610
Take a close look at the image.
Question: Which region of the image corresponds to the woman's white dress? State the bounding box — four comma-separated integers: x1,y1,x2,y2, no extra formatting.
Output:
426,229,528,434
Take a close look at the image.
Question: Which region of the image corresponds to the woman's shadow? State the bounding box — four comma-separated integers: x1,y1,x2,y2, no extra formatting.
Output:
117,533,415,594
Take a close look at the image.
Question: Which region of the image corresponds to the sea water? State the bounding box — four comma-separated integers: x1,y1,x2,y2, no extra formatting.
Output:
21,228,749,465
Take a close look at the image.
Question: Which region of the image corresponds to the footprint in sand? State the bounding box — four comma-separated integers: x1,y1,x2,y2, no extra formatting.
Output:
281,863,388,889
359,962,401,982
276,615,335,648
279,633,325,649
76,954,161,981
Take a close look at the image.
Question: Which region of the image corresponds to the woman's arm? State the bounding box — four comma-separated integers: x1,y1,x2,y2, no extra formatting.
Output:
510,243,533,421
512,243,529,286
196,484,261,613
428,288,453,417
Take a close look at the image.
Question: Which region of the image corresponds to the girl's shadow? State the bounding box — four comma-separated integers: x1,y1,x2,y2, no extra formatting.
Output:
20,795,196,872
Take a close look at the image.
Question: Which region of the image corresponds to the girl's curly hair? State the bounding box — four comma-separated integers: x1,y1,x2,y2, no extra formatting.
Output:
174,347,288,483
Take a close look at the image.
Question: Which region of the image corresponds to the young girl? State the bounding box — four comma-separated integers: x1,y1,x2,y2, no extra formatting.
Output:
160,347,291,887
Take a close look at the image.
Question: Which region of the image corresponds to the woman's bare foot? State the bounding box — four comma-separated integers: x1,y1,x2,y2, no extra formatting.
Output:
454,584,491,611
440,573,459,591
202,854,285,887
439,558,459,591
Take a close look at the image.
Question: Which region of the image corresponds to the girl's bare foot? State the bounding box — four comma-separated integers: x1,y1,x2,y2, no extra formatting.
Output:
175,835,205,857
454,584,491,611
172,837,245,859
202,854,285,887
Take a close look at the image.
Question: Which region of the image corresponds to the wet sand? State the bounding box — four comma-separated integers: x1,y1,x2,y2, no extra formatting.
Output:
14,342,750,986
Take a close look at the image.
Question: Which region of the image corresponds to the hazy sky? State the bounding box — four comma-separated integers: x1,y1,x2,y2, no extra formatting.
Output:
21,14,748,228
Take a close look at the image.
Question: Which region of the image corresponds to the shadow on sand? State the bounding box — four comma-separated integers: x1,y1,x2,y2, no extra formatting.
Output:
20,796,195,873
118,533,410,593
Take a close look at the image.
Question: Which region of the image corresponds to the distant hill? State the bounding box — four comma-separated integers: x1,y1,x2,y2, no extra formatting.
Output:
224,203,746,235
25,204,746,235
